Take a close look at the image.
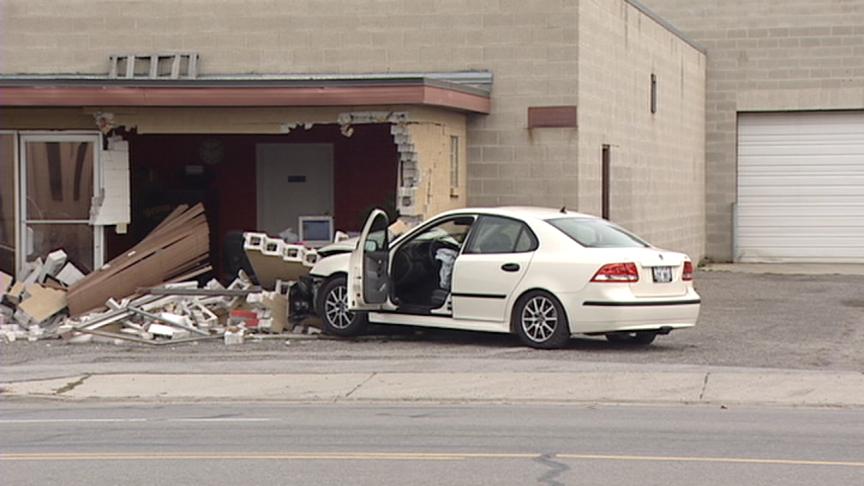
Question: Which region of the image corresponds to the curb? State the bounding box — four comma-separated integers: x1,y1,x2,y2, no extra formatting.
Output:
3,370,863,408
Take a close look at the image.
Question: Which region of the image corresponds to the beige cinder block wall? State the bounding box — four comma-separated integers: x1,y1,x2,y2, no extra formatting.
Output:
0,0,580,213
577,0,706,262
407,111,468,218
0,105,468,221
641,0,864,261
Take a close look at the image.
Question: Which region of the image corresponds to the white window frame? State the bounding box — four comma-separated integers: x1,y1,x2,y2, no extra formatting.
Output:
17,132,104,274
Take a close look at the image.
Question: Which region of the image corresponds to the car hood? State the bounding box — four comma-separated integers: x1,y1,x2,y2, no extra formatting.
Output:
316,237,358,256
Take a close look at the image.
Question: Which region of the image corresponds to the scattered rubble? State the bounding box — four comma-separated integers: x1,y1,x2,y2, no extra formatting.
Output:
67,203,211,316
1,267,321,346
59,271,315,346
0,204,325,347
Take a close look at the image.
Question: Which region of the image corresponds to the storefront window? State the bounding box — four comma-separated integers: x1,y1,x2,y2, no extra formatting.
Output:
25,141,93,220
22,139,97,272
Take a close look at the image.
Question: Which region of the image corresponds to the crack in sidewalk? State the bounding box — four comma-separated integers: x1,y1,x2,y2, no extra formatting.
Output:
698,372,710,401
54,375,91,395
342,372,378,400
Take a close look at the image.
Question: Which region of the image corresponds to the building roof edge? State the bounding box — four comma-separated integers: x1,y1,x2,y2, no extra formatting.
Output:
625,0,706,54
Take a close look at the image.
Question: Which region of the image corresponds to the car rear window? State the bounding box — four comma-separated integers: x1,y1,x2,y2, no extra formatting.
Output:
546,217,649,248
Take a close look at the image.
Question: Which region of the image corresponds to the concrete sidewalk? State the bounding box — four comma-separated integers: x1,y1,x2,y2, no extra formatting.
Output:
3,368,863,408
702,263,864,276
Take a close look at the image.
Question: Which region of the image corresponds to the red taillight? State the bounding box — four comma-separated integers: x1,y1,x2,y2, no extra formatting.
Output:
591,262,639,283
682,261,694,281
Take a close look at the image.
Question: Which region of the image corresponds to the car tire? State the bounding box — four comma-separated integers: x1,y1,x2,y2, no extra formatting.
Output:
316,275,368,337
605,331,657,346
512,290,571,349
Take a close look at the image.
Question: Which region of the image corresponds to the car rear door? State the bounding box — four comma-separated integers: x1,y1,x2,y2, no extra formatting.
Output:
451,215,538,323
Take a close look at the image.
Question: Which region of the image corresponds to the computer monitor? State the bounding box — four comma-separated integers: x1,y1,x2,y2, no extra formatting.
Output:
299,216,334,248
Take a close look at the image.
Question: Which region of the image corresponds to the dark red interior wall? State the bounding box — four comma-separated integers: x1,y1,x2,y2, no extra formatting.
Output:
332,124,399,230
106,124,398,279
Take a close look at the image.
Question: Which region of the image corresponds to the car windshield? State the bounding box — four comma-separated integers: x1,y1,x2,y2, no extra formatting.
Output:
546,217,649,248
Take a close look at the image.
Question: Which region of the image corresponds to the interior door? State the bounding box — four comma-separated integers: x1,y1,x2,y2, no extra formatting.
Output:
348,209,390,310
19,134,102,273
255,143,333,237
451,215,538,322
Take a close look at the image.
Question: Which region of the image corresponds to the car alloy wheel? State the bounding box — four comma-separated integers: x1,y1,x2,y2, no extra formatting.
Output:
521,295,559,343
513,290,570,349
324,284,353,330
316,276,368,337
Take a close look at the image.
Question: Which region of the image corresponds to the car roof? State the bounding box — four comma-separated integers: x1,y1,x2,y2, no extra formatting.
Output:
435,206,598,222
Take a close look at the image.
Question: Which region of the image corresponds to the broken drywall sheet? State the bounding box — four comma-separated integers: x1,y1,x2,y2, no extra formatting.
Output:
91,137,131,226
0,271,12,297
21,258,44,285
18,284,67,324
39,250,68,282
56,263,86,286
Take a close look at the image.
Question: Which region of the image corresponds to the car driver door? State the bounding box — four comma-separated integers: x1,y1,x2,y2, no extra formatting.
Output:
348,209,392,311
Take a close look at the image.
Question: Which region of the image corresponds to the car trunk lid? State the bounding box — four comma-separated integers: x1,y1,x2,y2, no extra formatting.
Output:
630,248,688,297
589,248,689,297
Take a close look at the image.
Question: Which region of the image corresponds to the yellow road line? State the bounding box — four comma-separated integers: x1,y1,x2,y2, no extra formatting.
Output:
0,452,537,462
1,451,862,468
556,454,864,468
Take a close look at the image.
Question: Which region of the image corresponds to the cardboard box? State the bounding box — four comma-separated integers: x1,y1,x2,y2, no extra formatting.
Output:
18,284,67,324
262,293,289,333
56,263,86,286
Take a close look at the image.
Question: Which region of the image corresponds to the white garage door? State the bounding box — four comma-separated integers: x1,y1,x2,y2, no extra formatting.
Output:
736,112,864,263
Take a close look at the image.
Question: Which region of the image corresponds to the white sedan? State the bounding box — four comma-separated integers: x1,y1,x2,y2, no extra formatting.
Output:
307,207,700,349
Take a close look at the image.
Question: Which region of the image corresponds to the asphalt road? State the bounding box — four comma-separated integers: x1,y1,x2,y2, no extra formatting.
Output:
2,402,863,485
3,270,864,375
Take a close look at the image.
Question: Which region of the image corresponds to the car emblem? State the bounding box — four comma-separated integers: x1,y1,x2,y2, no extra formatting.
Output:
659,254,664,260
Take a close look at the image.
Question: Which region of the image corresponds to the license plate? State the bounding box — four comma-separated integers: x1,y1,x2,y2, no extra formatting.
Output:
652,266,673,283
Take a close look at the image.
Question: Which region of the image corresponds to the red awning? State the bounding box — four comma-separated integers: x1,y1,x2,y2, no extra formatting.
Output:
0,83,490,114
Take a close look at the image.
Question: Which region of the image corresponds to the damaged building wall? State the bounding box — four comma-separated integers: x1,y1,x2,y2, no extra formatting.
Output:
1,1,708,259
0,104,466,277
404,112,467,220
577,0,706,262
0,0,581,222
113,126,400,275
91,105,466,223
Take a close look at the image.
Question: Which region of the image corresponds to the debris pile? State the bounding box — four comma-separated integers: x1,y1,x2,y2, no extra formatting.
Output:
0,203,321,345
67,203,211,316
58,271,313,346
1,267,317,346
0,249,80,343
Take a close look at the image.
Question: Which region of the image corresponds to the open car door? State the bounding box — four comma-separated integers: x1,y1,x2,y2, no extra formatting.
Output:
348,209,391,311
